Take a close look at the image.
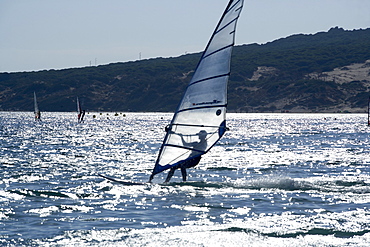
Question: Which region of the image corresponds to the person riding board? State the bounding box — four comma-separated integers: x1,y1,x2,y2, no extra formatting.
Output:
165,130,207,182
149,130,208,183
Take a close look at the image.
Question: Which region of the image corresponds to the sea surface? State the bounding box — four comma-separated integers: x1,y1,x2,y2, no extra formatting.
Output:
1,112,370,246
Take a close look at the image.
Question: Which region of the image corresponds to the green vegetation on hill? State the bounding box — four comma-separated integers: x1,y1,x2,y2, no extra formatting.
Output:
1,27,370,112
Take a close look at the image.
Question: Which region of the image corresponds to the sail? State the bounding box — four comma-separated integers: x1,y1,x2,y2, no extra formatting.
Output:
34,92,41,120
368,96,370,126
77,97,82,113
151,0,244,175
77,97,82,122
77,97,85,123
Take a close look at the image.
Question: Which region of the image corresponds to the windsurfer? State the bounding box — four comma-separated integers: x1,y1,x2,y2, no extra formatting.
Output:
35,111,41,120
164,130,207,182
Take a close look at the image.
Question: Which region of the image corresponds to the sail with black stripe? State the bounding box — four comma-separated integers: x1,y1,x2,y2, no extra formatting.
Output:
151,0,244,176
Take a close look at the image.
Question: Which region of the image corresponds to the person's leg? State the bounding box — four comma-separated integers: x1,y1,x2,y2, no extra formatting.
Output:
165,167,176,182
181,166,187,181
149,173,154,183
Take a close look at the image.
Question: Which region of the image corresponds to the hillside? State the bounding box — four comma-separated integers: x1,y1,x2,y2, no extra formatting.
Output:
1,27,370,113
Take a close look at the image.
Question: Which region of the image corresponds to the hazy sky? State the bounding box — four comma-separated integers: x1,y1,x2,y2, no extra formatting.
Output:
1,0,369,73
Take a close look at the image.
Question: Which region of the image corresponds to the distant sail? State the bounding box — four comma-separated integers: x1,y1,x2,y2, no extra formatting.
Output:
77,97,82,122
368,96,370,126
151,0,244,176
34,92,41,120
77,97,85,123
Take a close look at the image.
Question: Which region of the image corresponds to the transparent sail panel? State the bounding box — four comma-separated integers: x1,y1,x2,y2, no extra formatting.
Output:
191,48,232,84
204,4,242,57
179,76,228,110
152,0,243,175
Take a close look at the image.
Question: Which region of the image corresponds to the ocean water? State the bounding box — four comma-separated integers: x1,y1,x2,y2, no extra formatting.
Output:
1,112,370,246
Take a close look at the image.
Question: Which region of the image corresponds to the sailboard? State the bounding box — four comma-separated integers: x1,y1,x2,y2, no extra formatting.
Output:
149,0,244,180
98,174,146,185
34,92,41,120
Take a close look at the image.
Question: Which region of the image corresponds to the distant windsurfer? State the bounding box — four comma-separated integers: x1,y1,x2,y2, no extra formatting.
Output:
149,130,207,183
35,111,41,121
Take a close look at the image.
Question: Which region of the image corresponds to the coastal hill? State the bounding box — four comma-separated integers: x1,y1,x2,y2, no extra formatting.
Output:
1,27,370,113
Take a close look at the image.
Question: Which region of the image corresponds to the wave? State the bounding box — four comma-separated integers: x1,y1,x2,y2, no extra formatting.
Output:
163,177,296,190
8,189,80,199
295,179,370,193
163,176,370,193
206,167,238,171
217,227,370,239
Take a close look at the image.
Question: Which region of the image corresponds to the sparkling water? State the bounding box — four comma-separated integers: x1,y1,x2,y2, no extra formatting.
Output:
1,112,370,246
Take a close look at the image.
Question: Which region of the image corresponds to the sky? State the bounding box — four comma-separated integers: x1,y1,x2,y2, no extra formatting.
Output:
1,0,370,73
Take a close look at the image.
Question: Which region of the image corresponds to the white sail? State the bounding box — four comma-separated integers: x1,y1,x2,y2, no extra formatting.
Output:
77,97,81,122
77,97,82,113
151,0,244,175
34,91,41,120
368,96,370,126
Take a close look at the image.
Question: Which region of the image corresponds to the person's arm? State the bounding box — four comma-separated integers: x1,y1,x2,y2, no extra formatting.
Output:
179,133,187,145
